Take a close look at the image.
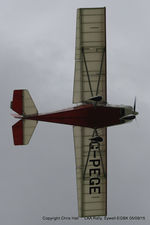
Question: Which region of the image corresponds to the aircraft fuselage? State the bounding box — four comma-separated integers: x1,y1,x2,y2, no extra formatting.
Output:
23,103,136,129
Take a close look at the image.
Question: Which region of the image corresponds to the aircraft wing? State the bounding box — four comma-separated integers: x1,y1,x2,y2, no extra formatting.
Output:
73,126,107,217
73,8,107,217
73,7,106,103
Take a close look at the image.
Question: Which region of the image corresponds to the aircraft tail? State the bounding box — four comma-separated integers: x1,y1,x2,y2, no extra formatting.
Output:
11,89,38,145
11,89,38,116
12,119,38,145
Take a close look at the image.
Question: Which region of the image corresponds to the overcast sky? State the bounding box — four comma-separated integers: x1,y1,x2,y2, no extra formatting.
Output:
0,0,150,224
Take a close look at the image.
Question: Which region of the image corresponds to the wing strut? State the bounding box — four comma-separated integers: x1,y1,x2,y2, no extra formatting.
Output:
96,47,106,96
81,47,94,97
83,129,106,179
81,46,106,101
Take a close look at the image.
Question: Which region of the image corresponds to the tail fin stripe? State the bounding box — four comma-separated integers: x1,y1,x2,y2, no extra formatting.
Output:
11,89,38,145
11,90,23,115
11,89,38,116
12,120,23,145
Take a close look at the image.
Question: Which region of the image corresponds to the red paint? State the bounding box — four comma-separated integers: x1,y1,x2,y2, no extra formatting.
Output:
12,120,23,145
25,104,123,129
11,90,23,115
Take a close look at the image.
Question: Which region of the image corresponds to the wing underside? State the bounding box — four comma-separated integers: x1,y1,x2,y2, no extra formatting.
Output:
73,7,107,217
73,127,107,217
73,7,107,104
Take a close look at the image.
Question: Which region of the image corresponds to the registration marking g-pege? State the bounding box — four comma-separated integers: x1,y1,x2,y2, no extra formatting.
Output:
89,142,101,195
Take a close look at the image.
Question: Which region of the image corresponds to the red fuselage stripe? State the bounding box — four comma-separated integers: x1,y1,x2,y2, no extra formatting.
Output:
25,104,123,129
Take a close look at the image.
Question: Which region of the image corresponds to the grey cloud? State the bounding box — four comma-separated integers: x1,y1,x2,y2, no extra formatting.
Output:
0,0,150,224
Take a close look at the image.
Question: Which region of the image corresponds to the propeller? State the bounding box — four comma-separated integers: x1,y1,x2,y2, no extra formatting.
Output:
133,97,138,116
120,97,138,121
133,97,139,127
134,97,136,113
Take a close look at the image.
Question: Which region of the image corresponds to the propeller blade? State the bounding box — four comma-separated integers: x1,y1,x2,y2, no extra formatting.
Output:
134,97,136,112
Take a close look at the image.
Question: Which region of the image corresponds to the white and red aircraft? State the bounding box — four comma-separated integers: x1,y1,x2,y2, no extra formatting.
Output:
11,8,138,217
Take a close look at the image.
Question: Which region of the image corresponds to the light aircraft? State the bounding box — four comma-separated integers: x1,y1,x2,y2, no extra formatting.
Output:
11,7,138,217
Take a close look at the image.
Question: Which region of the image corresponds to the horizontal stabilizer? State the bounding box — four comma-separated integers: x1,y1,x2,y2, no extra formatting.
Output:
11,89,38,116
12,119,37,145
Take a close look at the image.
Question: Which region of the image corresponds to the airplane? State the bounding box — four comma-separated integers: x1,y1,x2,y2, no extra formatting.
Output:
10,7,138,217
